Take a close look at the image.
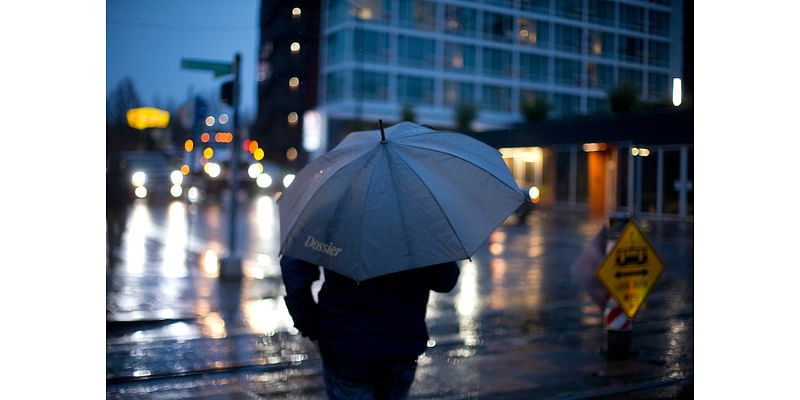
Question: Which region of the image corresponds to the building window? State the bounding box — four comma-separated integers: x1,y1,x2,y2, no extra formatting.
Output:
443,81,475,107
555,151,570,202
648,40,669,67
485,0,513,7
640,149,658,213
326,71,345,101
520,0,550,14
576,150,588,202
444,42,476,73
586,63,613,89
352,0,392,24
687,148,693,215
519,52,548,82
326,0,347,27
354,29,390,64
353,70,389,101
554,24,582,54
649,10,671,37
482,47,513,78
619,35,644,63
553,93,580,116
399,0,437,31
518,17,550,48
397,75,435,105
587,96,609,114
445,5,477,37
554,58,582,86
587,30,615,59
520,89,549,109
662,149,681,214
619,3,644,32
555,0,582,20
398,35,436,68
483,11,515,43
481,85,512,112
648,72,669,100
325,31,346,65
618,67,643,92
588,0,615,26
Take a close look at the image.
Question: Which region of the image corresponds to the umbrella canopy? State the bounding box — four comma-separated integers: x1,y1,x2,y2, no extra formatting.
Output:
278,122,527,281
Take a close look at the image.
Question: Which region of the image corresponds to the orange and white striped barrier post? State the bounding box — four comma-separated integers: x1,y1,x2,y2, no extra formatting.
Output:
603,294,632,359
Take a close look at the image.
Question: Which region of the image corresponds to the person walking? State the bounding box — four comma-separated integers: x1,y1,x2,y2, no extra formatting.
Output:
281,256,460,400
277,122,524,399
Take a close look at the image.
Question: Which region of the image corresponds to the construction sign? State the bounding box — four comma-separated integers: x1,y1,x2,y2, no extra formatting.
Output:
596,220,665,318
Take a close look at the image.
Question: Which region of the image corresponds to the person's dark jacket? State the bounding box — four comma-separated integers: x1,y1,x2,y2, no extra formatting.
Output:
280,256,460,363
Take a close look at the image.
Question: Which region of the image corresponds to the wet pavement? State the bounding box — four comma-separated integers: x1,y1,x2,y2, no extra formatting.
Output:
106,195,693,399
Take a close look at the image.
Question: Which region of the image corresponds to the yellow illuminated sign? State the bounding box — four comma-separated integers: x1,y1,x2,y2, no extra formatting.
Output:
595,220,665,318
126,107,170,130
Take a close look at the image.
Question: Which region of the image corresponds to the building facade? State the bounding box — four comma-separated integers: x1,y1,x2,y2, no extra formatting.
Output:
313,0,683,147
253,1,321,169
471,107,693,220
252,0,691,220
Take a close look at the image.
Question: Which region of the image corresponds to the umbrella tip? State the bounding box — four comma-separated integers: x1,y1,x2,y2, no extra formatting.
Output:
379,119,387,143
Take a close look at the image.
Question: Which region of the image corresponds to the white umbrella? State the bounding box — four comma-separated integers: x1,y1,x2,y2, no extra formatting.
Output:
279,121,528,281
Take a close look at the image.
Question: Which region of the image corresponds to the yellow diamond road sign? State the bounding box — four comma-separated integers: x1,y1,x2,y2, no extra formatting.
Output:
596,220,665,319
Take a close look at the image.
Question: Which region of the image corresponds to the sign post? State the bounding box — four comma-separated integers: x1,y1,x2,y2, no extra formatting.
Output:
181,54,243,280
596,216,665,359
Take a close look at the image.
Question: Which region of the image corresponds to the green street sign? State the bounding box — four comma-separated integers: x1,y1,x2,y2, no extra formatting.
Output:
181,59,232,77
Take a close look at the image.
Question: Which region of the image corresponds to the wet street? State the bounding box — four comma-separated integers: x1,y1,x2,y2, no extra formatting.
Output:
106,195,693,399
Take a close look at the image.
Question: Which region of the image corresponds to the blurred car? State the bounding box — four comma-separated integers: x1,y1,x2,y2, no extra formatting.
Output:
118,151,185,201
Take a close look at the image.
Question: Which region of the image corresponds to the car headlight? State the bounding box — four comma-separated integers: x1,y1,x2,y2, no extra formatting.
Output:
170,170,183,185
256,173,273,188
134,186,148,198
170,185,183,198
187,187,200,203
248,163,264,179
131,171,147,187
204,163,221,178
283,173,296,188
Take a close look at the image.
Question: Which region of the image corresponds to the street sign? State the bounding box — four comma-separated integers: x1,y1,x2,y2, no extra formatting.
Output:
181,59,232,77
595,220,665,318
126,107,170,130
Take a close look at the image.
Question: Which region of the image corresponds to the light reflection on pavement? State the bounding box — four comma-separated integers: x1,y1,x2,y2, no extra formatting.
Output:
107,196,693,399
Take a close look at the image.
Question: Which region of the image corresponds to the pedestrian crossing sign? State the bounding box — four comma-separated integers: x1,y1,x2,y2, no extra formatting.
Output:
595,220,665,319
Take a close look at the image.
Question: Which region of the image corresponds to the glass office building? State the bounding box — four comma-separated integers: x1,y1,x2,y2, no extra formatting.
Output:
314,0,683,139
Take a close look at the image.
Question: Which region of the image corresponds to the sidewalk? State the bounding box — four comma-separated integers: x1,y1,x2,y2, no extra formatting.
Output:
107,205,693,399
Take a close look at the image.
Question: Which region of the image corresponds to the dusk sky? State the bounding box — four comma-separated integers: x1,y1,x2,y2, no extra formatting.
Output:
106,0,259,117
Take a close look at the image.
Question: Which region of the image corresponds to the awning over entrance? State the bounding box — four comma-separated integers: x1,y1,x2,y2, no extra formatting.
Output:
464,107,693,148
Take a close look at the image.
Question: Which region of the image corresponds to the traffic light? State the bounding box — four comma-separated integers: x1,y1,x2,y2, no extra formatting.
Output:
220,80,235,106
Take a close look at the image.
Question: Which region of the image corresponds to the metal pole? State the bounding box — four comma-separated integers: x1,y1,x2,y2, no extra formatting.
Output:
604,212,633,359
220,53,243,279
634,149,642,218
